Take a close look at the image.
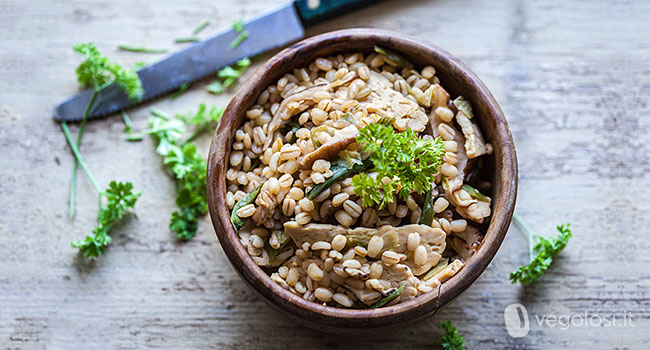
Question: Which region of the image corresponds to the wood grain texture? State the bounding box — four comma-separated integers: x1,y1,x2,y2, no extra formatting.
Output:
0,0,647,348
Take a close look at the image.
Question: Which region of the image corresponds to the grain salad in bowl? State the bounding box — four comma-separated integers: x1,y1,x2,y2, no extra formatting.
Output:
225,46,493,309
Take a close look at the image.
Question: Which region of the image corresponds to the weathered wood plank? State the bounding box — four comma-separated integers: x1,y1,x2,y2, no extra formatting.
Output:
0,0,648,348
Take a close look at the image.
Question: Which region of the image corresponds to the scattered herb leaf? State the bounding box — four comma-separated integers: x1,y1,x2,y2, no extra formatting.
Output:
180,104,225,144
418,184,435,225
218,57,251,87
264,230,291,262
232,19,245,33
439,320,465,350
71,181,141,258
144,106,222,240
344,235,371,250
510,221,572,286
369,284,405,308
231,185,262,230
207,57,251,94
374,45,413,69
462,184,489,202
308,161,369,200
120,111,143,141
206,80,224,95
286,122,301,144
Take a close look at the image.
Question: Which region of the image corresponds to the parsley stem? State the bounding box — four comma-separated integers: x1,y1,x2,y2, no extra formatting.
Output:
117,45,168,53
120,111,133,132
126,134,144,141
68,90,99,219
192,20,210,35
174,37,199,43
512,213,535,262
230,32,249,49
121,111,143,141
150,108,170,120
62,122,101,194
183,121,212,145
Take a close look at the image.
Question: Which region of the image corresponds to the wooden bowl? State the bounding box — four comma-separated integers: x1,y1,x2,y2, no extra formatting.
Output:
207,28,517,333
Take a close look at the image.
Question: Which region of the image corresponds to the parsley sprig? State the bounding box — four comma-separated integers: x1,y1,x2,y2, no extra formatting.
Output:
74,43,143,99
62,43,143,257
71,181,141,257
439,321,465,350
144,104,223,240
351,123,445,208
66,43,143,219
62,123,140,257
510,214,572,286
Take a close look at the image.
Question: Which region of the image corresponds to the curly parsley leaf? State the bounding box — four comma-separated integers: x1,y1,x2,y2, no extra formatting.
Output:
439,321,465,350
352,123,444,208
206,80,224,95
145,107,220,240
178,103,224,126
207,57,251,94
510,222,572,286
71,181,141,258
74,43,143,100
219,57,251,87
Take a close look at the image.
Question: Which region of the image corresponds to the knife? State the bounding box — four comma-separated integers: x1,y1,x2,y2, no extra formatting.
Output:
54,0,379,122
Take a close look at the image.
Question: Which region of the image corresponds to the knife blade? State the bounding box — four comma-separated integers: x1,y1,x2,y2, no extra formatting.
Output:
54,0,378,122
54,2,302,122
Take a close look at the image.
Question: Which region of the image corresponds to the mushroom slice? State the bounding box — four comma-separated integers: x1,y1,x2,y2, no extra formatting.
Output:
252,181,279,225
361,71,427,132
264,83,331,149
430,84,451,109
448,236,473,261
283,222,375,247
299,125,359,169
454,223,482,247
456,200,491,223
456,111,487,159
349,264,418,306
283,222,335,246
252,247,294,267
284,222,446,276
430,106,491,223
392,225,446,276
430,259,464,284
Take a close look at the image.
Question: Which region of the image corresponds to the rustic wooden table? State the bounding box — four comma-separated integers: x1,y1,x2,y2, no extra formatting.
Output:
1,0,647,348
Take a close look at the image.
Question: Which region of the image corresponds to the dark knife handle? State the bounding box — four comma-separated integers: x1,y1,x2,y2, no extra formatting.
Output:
294,0,379,26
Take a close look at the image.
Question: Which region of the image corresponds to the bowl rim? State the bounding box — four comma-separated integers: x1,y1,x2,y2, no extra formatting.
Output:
207,28,517,329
